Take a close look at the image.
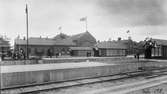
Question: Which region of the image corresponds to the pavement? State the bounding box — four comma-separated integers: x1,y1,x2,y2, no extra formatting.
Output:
81,75,167,94
1,62,113,73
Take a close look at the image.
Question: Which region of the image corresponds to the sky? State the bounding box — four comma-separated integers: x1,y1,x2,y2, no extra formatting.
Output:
1,0,167,45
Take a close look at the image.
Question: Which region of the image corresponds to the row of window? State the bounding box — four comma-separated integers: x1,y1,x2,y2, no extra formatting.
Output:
106,49,126,56
100,49,126,56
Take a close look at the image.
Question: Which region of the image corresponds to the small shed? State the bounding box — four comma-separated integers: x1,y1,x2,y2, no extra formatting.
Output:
96,41,127,57
151,39,167,58
69,47,93,57
0,38,10,56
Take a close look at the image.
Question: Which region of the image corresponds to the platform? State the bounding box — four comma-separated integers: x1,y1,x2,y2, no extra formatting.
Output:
1,62,141,89
1,62,111,73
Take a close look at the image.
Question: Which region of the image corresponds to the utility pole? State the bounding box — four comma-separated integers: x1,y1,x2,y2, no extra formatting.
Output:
25,4,29,59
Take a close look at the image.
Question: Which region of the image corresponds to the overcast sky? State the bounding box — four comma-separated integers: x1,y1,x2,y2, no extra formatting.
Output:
1,0,167,45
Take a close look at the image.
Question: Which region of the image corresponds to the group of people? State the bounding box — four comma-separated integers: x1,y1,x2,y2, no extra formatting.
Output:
12,49,26,60
134,53,140,61
1,49,26,61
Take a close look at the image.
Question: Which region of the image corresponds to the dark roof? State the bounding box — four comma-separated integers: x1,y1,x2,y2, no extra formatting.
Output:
0,38,10,47
63,31,96,47
151,39,167,46
51,32,88,46
70,32,86,40
55,39,76,46
15,37,75,46
69,47,92,50
53,32,88,41
53,33,70,40
69,31,95,41
15,38,55,45
96,41,127,49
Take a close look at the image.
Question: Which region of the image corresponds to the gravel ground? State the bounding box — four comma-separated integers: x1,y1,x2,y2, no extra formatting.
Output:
37,77,144,94
127,83,167,94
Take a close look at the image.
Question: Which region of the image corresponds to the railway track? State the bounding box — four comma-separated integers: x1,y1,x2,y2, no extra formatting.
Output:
1,67,167,94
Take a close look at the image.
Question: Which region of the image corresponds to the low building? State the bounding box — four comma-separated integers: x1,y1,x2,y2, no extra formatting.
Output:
95,41,127,57
14,37,75,57
151,39,167,58
118,38,138,55
69,47,93,57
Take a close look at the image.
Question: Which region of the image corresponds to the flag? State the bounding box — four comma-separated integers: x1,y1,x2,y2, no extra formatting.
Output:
58,26,62,30
80,17,87,21
127,30,130,33
25,4,28,14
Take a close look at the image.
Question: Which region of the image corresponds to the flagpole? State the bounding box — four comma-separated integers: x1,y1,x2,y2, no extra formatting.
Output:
80,17,88,32
26,4,29,59
86,17,87,32
58,26,62,34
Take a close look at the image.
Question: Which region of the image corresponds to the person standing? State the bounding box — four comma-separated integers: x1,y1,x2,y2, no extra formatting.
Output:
136,49,140,61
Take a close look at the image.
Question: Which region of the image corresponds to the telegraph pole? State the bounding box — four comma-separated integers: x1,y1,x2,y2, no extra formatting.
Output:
25,4,29,59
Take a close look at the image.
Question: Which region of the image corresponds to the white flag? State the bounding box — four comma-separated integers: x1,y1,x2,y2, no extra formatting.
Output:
127,30,130,33
80,17,87,21
58,26,62,30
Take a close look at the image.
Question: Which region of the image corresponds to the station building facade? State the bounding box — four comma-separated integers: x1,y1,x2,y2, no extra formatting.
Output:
14,31,96,57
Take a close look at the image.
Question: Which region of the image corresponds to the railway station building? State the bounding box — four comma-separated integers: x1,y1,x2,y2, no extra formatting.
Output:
14,31,96,57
